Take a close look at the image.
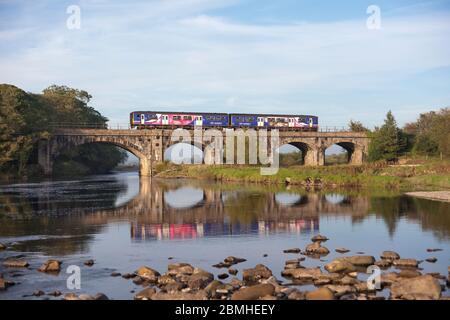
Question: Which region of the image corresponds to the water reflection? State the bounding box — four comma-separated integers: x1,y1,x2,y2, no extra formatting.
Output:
0,173,450,255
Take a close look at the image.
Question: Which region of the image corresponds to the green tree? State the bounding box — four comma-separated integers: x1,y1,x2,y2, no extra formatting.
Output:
368,111,406,162
348,120,369,132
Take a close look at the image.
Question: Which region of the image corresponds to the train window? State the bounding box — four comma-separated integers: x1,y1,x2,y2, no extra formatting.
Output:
183,116,192,120
173,116,181,121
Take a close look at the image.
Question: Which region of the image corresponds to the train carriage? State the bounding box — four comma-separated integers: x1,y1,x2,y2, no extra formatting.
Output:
130,111,319,131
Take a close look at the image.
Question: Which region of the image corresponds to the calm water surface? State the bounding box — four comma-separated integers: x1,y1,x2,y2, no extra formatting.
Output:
0,172,449,299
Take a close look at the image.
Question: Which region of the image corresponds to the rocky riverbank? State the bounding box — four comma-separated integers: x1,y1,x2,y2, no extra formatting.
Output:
1,236,449,300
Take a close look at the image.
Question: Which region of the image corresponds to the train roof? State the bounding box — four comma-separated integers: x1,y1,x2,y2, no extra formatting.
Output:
229,113,318,118
131,111,228,115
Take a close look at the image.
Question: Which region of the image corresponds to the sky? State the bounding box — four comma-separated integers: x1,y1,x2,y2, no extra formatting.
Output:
1,0,450,129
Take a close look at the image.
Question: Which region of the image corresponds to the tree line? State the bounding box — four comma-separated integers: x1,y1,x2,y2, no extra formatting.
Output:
0,84,127,177
349,108,450,162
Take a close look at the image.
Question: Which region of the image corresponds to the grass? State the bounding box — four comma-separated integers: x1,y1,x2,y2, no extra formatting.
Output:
154,159,450,190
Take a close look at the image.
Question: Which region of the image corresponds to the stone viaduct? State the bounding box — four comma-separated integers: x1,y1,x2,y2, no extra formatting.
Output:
38,128,370,176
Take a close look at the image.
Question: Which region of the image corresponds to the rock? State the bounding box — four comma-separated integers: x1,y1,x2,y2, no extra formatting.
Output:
78,294,95,300
224,256,246,265
393,259,419,268
93,293,109,300
305,242,329,255
242,264,272,284
287,289,306,300
282,267,322,280
380,251,400,260
390,275,441,300
158,274,177,286
187,271,214,290
231,284,275,300
375,260,392,268
343,255,375,267
283,248,301,254
33,290,45,297
305,287,335,300
48,290,62,297
311,234,329,242
84,259,94,267
122,273,135,279
163,282,185,293
285,177,291,184
339,275,359,285
426,257,437,263
132,276,144,285
398,270,422,278
38,260,61,273
151,291,207,300
325,285,356,297
212,262,231,268
134,288,156,300
228,268,238,276
168,263,194,276
110,272,121,277
381,272,400,286
218,273,229,280
314,278,331,286
324,259,356,273
0,278,14,290
426,272,445,280
0,243,6,250
335,248,350,254
354,282,375,293
3,259,29,268
64,293,80,300
348,272,358,278
136,266,160,282
204,280,223,297
426,248,442,252
263,254,268,257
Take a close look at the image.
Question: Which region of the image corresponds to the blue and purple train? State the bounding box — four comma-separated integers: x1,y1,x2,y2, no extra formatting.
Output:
130,111,319,131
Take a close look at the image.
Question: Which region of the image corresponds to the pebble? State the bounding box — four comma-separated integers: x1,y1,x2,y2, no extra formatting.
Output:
84,259,95,267
335,248,350,254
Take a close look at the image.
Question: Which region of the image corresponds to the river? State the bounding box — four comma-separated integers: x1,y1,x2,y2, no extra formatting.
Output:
0,171,449,299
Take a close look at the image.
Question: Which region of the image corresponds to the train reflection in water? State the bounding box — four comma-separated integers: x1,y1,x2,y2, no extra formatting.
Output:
130,218,319,241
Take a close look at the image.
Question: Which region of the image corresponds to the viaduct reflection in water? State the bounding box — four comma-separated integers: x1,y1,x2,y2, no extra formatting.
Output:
1,174,449,255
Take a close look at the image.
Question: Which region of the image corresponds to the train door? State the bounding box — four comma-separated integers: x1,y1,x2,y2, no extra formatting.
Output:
288,118,295,127
309,117,313,128
195,115,203,126
162,114,169,125
257,117,264,127
140,114,145,125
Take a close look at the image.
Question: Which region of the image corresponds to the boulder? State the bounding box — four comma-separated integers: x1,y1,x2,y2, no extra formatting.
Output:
324,259,356,273
283,248,301,254
93,293,109,300
151,290,207,300
0,243,6,250
335,248,350,254
231,284,275,300
426,257,437,263
3,259,29,268
84,260,94,267
242,264,272,284
311,234,329,242
288,289,306,300
325,285,356,297
38,260,61,273
375,260,391,268
380,251,400,260
390,275,441,300
224,256,246,265
218,273,229,280
204,280,223,297
343,255,375,266
168,263,194,276
136,266,160,282
0,278,15,290
64,293,80,300
228,268,238,276
305,287,335,300
187,271,214,290
398,270,422,278
305,242,329,255
282,267,323,280
393,259,419,268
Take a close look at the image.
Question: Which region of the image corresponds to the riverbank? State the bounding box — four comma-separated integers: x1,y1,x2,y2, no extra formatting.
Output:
154,161,450,189
406,191,450,203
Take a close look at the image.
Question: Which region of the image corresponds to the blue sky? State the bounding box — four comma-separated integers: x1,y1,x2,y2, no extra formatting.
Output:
1,0,450,128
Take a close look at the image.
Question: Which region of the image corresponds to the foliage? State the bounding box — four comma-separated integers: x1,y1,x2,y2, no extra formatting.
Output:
348,120,369,132
404,108,450,157
368,111,407,162
0,84,127,176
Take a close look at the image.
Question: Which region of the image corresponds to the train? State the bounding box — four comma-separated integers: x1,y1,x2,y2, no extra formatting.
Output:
130,111,319,131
